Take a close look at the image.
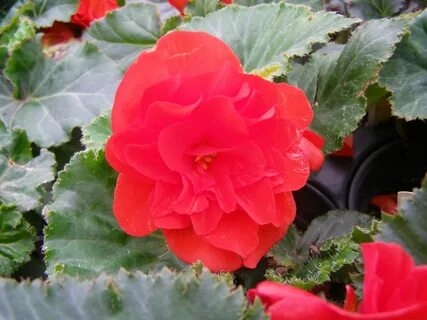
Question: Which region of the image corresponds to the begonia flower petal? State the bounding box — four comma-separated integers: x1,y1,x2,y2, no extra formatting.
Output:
113,174,156,236
168,0,188,15
386,266,427,311
268,149,310,193
149,181,180,217
71,0,119,28
243,222,288,268
277,83,313,130
191,202,224,235
203,211,259,257
163,228,242,272
171,177,210,214
360,242,416,313
125,144,180,184
299,134,325,171
112,31,242,131
272,192,296,227
235,178,276,225
152,213,192,229
250,243,427,320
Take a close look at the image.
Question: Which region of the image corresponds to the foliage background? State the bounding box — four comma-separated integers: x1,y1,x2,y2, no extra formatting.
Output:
0,0,427,318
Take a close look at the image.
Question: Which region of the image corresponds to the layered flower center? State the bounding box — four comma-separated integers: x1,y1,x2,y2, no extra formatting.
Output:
194,153,217,172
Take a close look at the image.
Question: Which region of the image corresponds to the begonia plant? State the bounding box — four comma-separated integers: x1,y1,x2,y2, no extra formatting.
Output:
0,0,426,319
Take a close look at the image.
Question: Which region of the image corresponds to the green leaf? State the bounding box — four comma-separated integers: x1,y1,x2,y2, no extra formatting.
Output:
379,10,427,120
288,19,406,152
181,3,358,73
233,0,325,11
0,47,6,69
44,149,184,278
271,211,374,267
127,0,180,21
286,0,324,11
268,210,377,290
32,0,78,28
243,300,270,320
0,122,32,163
0,4,36,70
298,210,373,251
0,16,36,67
233,0,277,6
2,39,121,147
81,110,112,150
185,0,219,17
377,175,427,263
1,0,78,29
0,204,36,276
0,123,55,211
346,0,405,19
0,1,34,28
0,150,55,211
274,236,360,290
86,3,162,70
0,269,262,319
270,225,302,267
161,15,183,35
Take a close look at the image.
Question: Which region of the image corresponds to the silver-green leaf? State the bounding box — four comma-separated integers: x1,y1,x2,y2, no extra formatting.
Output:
81,110,112,150
0,204,36,276
44,149,184,278
86,3,162,70
32,0,78,28
0,123,55,211
379,9,427,120
2,39,121,147
182,3,358,73
288,19,406,152
346,0,405,19
0,269,261,320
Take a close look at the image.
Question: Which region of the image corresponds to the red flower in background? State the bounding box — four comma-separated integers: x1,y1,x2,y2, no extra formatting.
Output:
168,0,188,14
41,22,81,47
333,135,353,158
249,242,427,319
106,31,323,271
71,0,119,28
371,194,397,215
42,0,119,47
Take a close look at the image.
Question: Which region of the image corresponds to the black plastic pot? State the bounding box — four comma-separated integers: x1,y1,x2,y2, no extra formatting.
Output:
348,121,427,212
293,182,337,230
294,120,427,226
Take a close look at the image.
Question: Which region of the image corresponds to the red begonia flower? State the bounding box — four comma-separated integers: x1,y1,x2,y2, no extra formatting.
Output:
300,130,324,171
106,31,323,272
332,135,354,157
71,0,119,28
168,0,189,15
41,0,118,47
41,22,81,47
248,242,427,319
371,194,397,215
